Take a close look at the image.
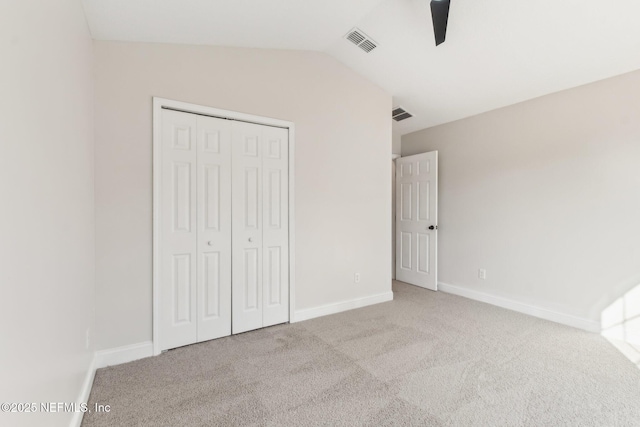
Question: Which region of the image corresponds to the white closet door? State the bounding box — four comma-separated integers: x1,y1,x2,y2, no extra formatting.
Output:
160,109,198,350
232,121,264,334
196,115,232,341
159,108,290,346
232,122,289,333
262,126,289,327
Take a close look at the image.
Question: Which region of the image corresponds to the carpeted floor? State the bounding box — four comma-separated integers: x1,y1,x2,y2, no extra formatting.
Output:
83,281,640,426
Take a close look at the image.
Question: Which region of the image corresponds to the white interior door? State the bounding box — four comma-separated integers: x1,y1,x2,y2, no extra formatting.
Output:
160,109,198,350
196,115,232,342
395,151,438,290
160,111,234,350
231,121,289,333
159,107,290,348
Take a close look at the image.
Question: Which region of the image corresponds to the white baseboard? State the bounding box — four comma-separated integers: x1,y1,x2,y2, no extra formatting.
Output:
95,341,154,369
293,291,394,322
438,282,601,333
69,341,153,427
70,354,96,427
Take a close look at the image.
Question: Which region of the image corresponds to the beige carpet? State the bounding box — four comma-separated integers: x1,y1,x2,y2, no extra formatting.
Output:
83,281,640,426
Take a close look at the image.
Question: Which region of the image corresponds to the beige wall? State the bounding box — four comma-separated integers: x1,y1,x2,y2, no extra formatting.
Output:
0,1,95,426
94,42,392,350
392,130,402,155
402,69,640,323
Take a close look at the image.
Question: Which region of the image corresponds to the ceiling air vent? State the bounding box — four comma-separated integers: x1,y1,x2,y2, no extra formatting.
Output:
392,106,413,122
345,28,377,53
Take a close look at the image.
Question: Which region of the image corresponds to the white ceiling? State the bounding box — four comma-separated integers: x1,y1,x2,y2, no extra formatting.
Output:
83,0,640,135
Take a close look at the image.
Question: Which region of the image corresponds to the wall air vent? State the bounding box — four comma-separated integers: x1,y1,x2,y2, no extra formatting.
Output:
345,28,378,53
392,106,413,122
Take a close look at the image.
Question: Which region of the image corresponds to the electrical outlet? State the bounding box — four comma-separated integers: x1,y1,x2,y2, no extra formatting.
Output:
85,328,90,350
478,269,487,280
354,273,361,283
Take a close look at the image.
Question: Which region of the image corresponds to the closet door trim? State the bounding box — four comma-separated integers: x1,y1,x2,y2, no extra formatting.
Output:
152,97,296,356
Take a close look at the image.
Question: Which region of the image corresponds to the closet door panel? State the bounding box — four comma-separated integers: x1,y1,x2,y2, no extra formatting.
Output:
196,115,232,342
262,127,289,327
160,109,198,351
232,121,264,334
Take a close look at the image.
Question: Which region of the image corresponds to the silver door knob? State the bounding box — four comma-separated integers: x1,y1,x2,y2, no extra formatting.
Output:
207,241,214,246
248,237,253,242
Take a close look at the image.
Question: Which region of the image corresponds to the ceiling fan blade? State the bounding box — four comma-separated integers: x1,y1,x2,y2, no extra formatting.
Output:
430,0,450,46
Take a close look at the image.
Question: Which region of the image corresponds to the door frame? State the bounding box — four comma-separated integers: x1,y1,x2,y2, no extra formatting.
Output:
152,97,296,356
391,154,401,280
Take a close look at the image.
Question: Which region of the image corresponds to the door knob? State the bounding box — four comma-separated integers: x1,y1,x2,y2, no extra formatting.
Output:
207,241,214,246
248,237,253,242
428,225,437,230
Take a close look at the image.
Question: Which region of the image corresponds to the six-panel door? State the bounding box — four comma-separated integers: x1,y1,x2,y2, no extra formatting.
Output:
160,109,290,350
231,121,289,334
395,151,438,290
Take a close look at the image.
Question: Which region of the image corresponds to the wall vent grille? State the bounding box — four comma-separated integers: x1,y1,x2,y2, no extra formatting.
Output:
345,28,378,53
392,106,413,122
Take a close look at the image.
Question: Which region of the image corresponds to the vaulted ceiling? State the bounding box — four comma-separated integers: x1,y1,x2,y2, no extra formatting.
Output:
83,0,640,134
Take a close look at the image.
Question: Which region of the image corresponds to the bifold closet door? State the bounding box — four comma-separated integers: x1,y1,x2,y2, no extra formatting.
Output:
159,109,232,351
232,121,289,334
196,115,232,342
